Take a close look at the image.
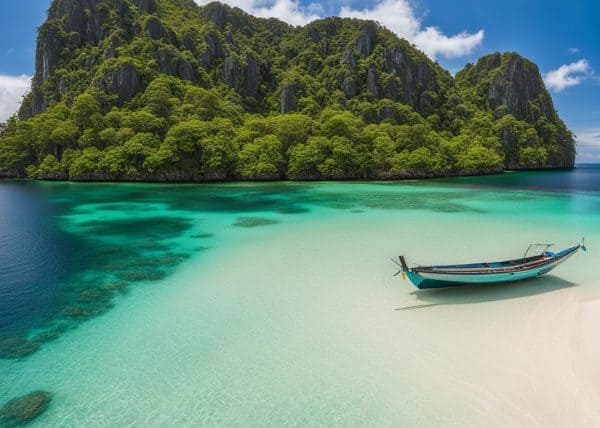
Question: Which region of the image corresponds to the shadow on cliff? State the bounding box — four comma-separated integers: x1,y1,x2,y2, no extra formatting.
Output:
395,275,576,311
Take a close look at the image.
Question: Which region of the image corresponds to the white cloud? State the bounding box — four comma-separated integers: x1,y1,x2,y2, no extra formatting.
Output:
340,0,483,59
340,0,420,41
252,0,322,26
574,128,600,163
413,27,484,59
196,0,484,59
195,0,321,26
0,74,31,122
575,128,600,147
544,59,591,92
568,47,580,54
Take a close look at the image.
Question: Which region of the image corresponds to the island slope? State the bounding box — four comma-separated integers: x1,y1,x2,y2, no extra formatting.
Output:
0,0,575,181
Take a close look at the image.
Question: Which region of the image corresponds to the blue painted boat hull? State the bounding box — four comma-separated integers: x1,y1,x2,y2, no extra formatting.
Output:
403,245,581,290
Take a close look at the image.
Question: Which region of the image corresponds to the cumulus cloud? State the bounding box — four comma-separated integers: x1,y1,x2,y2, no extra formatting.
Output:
413,27,484,59
340,0,421,41
195,0,321,26
575,128,600,147
0,74,31,122
574,128,600,163
195,0,484,59
340,0,483,59
544,59,591,92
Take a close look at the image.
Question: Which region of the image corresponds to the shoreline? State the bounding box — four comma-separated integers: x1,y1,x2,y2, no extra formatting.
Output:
0,166,577,184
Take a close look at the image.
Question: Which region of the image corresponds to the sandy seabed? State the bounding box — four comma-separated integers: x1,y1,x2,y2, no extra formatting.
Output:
1,180,599,427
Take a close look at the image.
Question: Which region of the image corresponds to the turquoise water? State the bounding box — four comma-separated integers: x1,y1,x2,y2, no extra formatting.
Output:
1,167,600,426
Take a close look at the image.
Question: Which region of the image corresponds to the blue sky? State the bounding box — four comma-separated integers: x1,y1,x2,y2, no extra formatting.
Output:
0,0,598,161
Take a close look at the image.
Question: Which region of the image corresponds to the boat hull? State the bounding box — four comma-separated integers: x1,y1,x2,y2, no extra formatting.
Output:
405,245,580,290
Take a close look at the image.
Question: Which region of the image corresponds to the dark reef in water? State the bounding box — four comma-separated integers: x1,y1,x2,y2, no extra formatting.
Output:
233,217,280,228
0,391,52,426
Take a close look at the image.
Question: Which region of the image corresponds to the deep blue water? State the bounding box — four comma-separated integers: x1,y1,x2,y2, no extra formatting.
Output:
433,164,600,193
0,183,83,334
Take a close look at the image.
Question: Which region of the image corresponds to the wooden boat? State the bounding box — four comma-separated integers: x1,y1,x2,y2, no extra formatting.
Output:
392,240,586,289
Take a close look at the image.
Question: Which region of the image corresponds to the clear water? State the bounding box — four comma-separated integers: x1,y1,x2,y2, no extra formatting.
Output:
1,166,599,426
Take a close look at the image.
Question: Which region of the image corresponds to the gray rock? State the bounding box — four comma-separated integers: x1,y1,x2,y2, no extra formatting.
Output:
103,33,123,59
157,49,178,75
356,22,377,57
342,75,357,98
222,56,243,91
177,59,198,82
307,27,321,42
182,33,196,52
137,0,156,14
383,46,438,110
366,64,379,99
244,53,258,96
17,90,45,120
197,51,212,69
94,62,141,104
202,2,242,30
341,50,357,70
20,0,134,118
58,79,69,97
487,55,553,120
37,25,62,82
144,16,169,41
225,31,236,45
318,39,329,56
48,0,130,45
157,48,199,82
280,83,299,113
203,2,227,28
382,76,399,101
199,30,226,67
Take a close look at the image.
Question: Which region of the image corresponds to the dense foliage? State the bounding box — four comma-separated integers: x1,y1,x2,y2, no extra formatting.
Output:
0,0,575,181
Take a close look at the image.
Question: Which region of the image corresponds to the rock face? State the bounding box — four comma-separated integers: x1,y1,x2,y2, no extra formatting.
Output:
144,16,170,41
366,64,379,99
244,53,258,97
280,83,299,113
487,54,555,121
456,52,575,168
202,1,243,30
18,0,448,119
37,25,62,82
342,75,358,98
94,63,141,104
356,23,377,57
457,52,556,122
216,51,259,96
221,56,243,91
47,0,128,44
383,46,442,112
156,49,199,83
19,0,133,118
198,30,226,68
137,0,155,14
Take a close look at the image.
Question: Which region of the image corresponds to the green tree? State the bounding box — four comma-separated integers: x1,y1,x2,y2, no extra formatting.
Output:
238,135,283,180
71,93,101,130
287,137,329,180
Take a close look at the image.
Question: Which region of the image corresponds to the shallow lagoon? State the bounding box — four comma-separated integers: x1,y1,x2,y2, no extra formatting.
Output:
1,167,600,426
